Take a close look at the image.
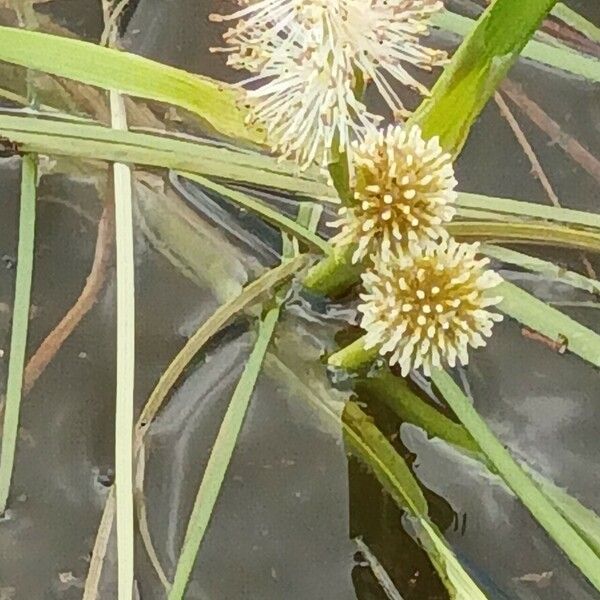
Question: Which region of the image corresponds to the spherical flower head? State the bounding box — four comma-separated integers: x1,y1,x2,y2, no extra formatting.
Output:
358,239,504,376
330,124,457,264
210,0,446,168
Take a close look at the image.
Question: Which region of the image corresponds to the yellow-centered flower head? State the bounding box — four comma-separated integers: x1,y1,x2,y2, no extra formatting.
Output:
358,239,503,376
211,0,446,168
330,124,457,263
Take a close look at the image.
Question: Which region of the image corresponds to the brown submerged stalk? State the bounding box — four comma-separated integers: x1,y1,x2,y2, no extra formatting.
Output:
23,190,114,393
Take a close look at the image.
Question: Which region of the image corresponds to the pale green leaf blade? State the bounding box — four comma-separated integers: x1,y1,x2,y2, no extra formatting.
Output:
0,154,37,514
0,25,263,143
497,281,600,367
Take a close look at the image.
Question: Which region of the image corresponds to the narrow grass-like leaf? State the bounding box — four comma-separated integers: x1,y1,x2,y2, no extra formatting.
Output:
0,154,37,514
482,245,600,294
0,114,329,198
0,25,263,144
497,280,600,366
431,368,600,592
457,192,600,230
304,220,600,297
4,114,600,235
342,402,488,598
412,0,559,154
166,205,314,598
168,307,280,600
0,18,595,152
552,3,600,43
110,91,135,600
529,472,600,558
448,221,600,253
431,9,600,82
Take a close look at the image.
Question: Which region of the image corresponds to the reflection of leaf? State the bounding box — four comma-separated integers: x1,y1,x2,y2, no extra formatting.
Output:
431,369,600,593
360,368,600,577
134,177,249,304
268,356,489,599
344,402,489,599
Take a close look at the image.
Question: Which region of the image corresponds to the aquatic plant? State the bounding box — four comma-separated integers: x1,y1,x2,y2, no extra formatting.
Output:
329,123,457,263
358,239,503,376
0,1,600,599
210,0,446,167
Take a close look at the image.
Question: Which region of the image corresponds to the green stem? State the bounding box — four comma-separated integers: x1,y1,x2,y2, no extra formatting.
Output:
168,307,280,600
303,244,360,297
356,371,485,462
431,368,600,592
328,337,379,370
0,154,37,515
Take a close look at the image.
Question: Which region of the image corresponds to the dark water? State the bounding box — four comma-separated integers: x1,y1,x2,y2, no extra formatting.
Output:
1,1,600,599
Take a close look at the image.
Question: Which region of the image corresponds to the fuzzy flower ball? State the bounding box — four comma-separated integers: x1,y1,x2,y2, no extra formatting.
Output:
330,124,457,264
211,0,446,168
358,239,504,376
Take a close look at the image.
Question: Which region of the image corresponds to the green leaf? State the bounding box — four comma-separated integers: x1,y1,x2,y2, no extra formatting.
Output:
529,472,600,558
431,368,600,593
0,25,263,144
457,192,600,230
412,0,559,154
552,3,600,44
0,154,37,514
168,307,280,600
482,245,600,295
497,281,600,367
6,114,600,236
267,357,488,599
167,201,318,598
343,402,488,599
360,369,600,559
0,114,329,196
432,9,600,83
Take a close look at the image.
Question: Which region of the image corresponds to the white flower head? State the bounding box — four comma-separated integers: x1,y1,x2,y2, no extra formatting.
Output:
211,0,446,168
358,239,503,376
329,124,457,263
